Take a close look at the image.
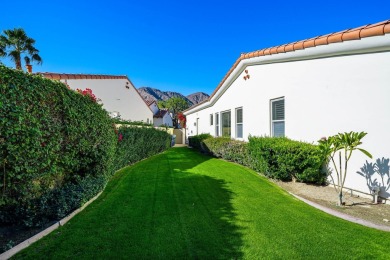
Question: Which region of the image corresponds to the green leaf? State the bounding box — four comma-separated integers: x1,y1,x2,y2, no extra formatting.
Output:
357,148,372,159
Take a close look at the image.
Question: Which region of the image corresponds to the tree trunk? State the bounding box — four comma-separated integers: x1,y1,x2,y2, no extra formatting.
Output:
338,192,344,206
15,57,22,70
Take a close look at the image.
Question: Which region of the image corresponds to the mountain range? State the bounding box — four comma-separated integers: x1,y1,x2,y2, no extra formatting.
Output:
137,87,209,107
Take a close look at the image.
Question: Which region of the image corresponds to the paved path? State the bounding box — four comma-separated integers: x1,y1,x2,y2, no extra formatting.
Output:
290,192,390,232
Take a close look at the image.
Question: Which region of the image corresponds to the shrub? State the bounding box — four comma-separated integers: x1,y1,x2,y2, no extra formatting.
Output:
188,133,212,150
202,137,250,166
0,66,172,226
190,134,326,184
114,126,171,170
0,66,117,226
248,136,326,183
112,118,153,127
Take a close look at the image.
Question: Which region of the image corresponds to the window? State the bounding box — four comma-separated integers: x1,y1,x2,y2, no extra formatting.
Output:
210,114,213,125
215,113,219,136
221,110,231,137
236,107,243,138
271,98,285,137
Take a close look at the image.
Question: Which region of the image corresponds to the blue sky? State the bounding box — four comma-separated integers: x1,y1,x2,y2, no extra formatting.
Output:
1,1,389,95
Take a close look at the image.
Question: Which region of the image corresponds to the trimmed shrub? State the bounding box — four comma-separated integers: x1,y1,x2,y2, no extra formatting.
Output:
202,137,250,166
190,134,326,184
114,126,171,170
248,136,326,183
188,133,212,150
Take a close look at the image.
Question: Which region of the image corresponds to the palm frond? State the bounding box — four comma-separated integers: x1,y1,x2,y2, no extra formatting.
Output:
24,56,31,65
8,50,20,62
31,53,42,64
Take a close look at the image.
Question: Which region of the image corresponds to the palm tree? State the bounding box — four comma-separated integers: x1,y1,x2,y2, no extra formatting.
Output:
0,40,6,58
0,28,42,70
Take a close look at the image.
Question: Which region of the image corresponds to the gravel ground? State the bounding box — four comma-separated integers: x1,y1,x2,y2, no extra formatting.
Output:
273,180,390,228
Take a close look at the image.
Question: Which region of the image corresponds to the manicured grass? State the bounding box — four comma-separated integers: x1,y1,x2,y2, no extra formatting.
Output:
14,147,390,259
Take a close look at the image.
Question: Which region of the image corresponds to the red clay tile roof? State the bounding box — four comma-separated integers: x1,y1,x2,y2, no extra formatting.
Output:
153,109,168,118
37,72,127,80
38,72,154,113
145,99,156,106
186,19,390,113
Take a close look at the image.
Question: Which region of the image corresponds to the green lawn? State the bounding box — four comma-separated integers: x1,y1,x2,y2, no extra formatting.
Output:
14,147,390,259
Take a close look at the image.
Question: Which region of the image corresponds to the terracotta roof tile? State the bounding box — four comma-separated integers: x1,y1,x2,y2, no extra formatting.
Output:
37,72,128,80
37,72,154,114
154,110,168,118
314,33,330,46
341,25,366,41
185,19,390,112
303,36,318,48
385,23,390,33
145,99,156,106
276,44,287,53
286,42,296,52
292,40,304,50
360,21,386,37
263,48,272,55
270,46,278,54
328,30,346,43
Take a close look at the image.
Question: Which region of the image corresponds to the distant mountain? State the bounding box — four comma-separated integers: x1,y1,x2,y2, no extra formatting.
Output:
186,92,210,105
138,87,209,107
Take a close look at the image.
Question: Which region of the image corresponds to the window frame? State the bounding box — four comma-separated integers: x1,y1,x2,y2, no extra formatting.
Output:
215,112,219,137
235,107,243,139
270,97,285,137
221,110,231,137
210,114,213,126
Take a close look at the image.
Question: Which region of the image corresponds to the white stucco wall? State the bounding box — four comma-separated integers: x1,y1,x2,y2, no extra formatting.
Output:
149,102,159,115
185,34,390,196
153,113,173,127
163,113,173,127
63,78,153,123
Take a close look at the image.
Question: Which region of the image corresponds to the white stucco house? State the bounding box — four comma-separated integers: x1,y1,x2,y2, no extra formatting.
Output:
184,20,390,198
38,73,153,123
145,100,174,127
153,109,173,127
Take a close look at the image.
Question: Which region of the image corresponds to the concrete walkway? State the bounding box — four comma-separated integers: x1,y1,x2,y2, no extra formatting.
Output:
290,192,390,232
173,144,187,147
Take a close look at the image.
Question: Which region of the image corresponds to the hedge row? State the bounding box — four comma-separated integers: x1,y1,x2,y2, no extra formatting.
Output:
247,136,326,183
191,135,326,184
114,126,172,170
188,133,211,150
202,137,250,166
0,66,171,226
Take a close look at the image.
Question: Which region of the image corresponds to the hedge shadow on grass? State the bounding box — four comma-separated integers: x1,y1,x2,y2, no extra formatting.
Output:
14,148,244,259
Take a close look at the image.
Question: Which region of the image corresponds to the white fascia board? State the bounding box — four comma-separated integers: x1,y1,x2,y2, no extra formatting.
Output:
184,34,390,116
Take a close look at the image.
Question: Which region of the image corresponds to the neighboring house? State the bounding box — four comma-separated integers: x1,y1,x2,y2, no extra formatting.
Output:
38,73,153,124
146,100,174,127
184,20,390,198
153,109,173,127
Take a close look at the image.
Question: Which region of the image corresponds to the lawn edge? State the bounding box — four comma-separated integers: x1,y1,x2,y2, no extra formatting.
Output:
0,191,103,260
0,149,172,259
289,192,390,232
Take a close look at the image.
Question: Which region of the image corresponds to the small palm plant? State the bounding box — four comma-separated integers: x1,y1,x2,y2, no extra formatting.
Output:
318,131,372,206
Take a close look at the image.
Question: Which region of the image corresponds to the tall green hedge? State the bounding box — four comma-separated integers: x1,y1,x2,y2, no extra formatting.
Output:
114,126,171,170
0,66,172,227
0,66,117,225
192,134,327,184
